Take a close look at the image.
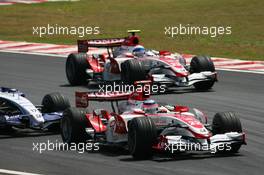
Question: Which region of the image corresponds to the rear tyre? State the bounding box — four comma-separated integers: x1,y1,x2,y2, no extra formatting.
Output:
121,59,146,84
212,112,243,153
61,107,90,144
190,55,216,90
128,117,157,159
42,92,70,113
66,53,89,86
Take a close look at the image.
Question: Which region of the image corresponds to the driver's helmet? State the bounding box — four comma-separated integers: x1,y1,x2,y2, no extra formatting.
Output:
132,45,145,57
142,99,159,114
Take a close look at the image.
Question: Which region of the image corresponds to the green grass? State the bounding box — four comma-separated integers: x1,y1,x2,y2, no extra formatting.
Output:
0,0,263,60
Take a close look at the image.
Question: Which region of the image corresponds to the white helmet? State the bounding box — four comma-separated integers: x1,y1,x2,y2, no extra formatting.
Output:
132,45,145,57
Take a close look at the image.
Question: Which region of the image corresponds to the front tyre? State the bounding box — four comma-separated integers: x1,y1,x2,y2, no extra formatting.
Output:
190,55,216,90
121,59,146,84
212,112,243,153
128,117,157,159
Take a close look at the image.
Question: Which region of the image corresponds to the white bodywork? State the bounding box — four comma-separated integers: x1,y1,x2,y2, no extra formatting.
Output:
95,49,216,87
0,91,44,127
166,132,244,153
104,101,210,143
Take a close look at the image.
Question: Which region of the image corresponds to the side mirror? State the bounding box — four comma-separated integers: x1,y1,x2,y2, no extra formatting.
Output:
159,50,171,56
174,105,189,112
133,108,145,114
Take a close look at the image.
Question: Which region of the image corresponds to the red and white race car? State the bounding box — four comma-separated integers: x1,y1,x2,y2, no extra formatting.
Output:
66,30,217,91
60,81,246,159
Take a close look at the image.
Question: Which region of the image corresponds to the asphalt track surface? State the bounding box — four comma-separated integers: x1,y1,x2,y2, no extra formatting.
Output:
0,52,263,175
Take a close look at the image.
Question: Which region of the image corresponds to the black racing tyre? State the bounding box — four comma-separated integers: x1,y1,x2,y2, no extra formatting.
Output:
66,53,89,86
61,107,90,144
42,92,70,113
121,59,146,84
212,112,243,153
190,55,216,90
128,117,157,159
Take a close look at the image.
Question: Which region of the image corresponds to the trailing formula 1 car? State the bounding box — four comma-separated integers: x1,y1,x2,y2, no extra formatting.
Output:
66,30,217,91
60,81,245,159
0,87,70,132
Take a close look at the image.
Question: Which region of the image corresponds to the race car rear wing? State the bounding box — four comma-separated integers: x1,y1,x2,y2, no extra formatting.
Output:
77,38,125,53
76,91,130,106
75,80,152,108
77,30,141,53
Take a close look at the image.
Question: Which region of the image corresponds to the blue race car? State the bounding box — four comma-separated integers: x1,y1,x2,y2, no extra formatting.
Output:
0,87,70,132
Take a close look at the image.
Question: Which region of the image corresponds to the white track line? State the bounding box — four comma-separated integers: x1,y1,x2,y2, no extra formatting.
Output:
7,0,50,3
0,169,42,175
213,60,249,66
0,2,14,5
251,69,264,71
33,47,77,53
217,68,264,74
0,0,79,6
0,49,66,57
217,63,264,69
7,44,60,51
0,42,29,49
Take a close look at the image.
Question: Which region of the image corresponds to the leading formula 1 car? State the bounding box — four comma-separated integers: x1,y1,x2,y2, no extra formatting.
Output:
0,87,70,132
60,81,245,159
66,30,217,91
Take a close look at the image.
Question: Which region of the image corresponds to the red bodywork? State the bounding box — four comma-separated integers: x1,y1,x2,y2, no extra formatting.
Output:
87,57,104,73
76,33,189,78
75,80,210,139
158,55,189,77
77,34,142,73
